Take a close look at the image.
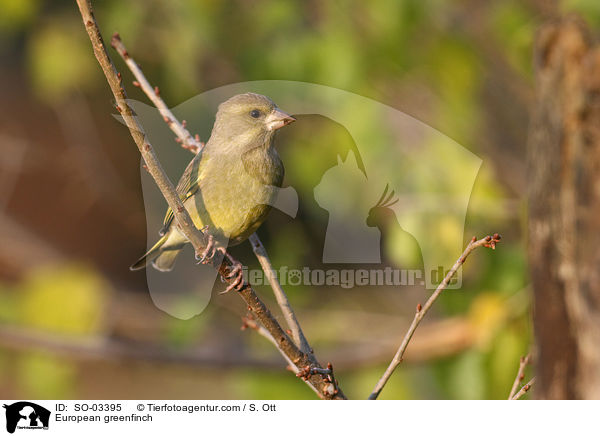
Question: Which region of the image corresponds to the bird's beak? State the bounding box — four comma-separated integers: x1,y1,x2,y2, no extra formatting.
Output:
266,109,296,131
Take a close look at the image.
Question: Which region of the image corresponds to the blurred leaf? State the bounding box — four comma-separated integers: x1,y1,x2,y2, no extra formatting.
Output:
18,352,75,398
0,283,18,323
0,0,40,33
446,349,486,399
488,327,527,399
19,263,110,335
27,19,98,102
349,365,415,400
562,0,600,27
490,1,535,78
468,292,507,349
231,370,316,399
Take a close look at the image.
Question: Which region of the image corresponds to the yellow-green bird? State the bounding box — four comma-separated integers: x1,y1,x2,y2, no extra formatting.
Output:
130,93,295,288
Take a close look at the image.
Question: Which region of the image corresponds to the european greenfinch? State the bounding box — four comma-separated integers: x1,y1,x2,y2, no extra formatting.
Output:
131,93,295,289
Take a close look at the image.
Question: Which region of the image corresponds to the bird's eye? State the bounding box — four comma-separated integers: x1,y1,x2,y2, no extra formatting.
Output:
250,109,261,118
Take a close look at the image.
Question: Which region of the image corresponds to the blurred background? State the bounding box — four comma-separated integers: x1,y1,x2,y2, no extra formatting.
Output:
0,0,598,400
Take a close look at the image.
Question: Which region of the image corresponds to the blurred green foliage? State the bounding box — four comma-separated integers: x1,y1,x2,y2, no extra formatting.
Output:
27,18,98,103
0,264,110,397
18,264,109,335
0,0,41,33
0,0,595,399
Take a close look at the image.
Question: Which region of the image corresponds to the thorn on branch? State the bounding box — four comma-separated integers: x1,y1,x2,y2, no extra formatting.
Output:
154,86,160,96
133,80,141,88
416,303,422,313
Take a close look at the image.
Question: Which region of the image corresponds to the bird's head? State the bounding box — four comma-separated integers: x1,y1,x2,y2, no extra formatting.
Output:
212,93,295,148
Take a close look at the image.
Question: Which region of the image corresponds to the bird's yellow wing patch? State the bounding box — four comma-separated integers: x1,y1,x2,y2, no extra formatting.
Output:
161,151,204,231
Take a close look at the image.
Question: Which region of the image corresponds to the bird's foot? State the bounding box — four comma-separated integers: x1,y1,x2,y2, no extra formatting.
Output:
195,227,216,264
218,249,245,293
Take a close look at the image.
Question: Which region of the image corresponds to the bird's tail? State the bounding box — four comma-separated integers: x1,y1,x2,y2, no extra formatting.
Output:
130,234,181,272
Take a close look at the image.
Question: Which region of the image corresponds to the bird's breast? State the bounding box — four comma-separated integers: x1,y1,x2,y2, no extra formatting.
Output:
196,147,283,243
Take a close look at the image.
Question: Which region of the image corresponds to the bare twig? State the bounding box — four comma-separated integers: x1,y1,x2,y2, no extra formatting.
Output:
511,377,536,400
75,0,344,399
368,233,502,400
111,34,204,154
249,233,311,353
509,354,532,399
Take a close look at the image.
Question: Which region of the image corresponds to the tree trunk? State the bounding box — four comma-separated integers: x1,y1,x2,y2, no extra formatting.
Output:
528,16,600,399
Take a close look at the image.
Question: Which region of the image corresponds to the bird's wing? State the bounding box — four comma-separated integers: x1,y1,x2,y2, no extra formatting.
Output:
161,150,205,231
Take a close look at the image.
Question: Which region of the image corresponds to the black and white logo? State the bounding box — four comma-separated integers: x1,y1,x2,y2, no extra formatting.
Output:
3,402,50,434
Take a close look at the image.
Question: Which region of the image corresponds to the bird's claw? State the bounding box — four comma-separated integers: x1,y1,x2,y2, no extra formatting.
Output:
219,251,245,293
195,230,216,264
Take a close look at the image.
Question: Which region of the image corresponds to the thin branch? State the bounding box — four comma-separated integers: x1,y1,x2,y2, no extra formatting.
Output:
249,233,311,353
511,377,536,400
75,0,345,399
509,354,532,399
111,34,204,154
368,233,502,400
